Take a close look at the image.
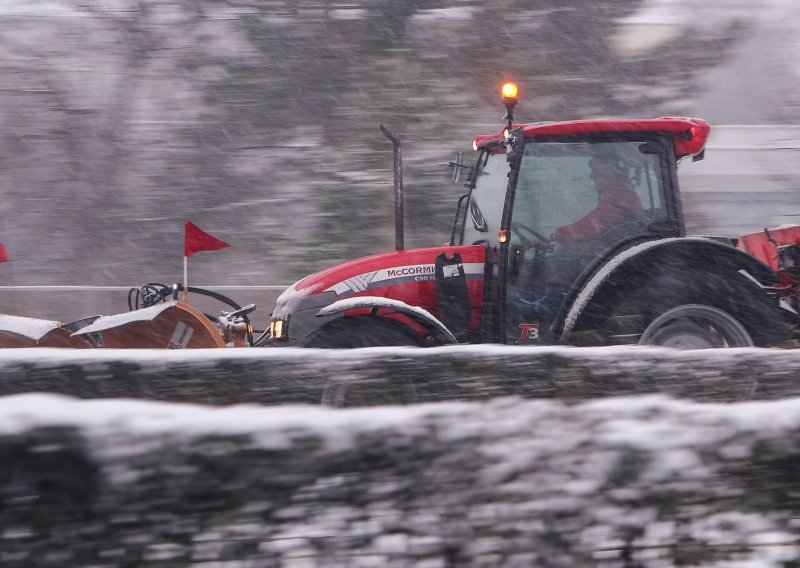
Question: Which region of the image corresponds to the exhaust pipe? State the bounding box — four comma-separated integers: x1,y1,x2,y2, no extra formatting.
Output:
380,124,404,251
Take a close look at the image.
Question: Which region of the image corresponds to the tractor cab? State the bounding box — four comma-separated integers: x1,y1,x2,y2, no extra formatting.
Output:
266,82,789,350
454,83,710,344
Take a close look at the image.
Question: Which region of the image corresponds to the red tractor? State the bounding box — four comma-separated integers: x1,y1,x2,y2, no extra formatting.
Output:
263,83,796,349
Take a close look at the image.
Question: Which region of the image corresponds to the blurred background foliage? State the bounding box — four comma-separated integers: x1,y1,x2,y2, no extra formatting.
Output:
0,0,795,296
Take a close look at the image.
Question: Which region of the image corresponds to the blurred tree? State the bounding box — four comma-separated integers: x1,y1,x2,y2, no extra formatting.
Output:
193,0,445,279
0,0,215,284
0,0,754,304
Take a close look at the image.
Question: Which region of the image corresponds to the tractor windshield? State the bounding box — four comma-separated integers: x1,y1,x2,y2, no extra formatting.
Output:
460,151,509,248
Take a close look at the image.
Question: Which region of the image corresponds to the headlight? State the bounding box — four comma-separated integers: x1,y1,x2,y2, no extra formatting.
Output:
269,319,288,340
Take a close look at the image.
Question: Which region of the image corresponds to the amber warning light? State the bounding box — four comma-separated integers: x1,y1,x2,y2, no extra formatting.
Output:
501,82,518,103
500,82,519,131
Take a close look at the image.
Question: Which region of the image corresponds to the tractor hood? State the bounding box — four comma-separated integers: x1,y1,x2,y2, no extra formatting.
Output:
268,244,487,343
276,244,486,307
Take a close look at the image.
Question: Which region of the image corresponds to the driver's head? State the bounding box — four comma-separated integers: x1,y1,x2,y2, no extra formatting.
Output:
589,156,627,192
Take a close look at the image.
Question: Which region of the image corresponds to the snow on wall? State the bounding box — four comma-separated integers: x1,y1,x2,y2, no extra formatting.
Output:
1,344,800,406
1,392,800,566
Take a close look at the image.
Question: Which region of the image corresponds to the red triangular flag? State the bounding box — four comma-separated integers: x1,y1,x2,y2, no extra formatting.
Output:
184,221,230,257
0,243,7,263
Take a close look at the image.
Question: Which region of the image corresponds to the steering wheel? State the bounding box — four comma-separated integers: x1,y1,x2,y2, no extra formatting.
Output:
570,220,649,267
512,223,556,256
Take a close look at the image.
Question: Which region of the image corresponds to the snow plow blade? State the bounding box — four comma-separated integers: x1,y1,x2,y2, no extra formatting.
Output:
0,282,256,349
70,302,227,349
0,314,90,348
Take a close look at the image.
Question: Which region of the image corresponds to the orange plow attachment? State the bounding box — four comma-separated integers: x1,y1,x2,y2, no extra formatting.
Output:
0,302,243,349
0,314,90,348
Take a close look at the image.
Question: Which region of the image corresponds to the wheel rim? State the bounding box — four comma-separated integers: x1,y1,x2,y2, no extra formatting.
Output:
638,304,753,349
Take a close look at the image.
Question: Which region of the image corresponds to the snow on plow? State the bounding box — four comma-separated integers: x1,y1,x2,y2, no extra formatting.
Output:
0,314,88,349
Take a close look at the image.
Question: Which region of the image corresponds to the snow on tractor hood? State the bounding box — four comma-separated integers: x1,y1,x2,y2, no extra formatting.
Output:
276,245,487,305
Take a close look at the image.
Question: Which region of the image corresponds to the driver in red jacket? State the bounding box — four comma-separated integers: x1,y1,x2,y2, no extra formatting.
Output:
553,157,643,242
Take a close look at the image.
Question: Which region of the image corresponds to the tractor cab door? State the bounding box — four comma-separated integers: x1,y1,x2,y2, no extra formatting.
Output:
504,134,679,344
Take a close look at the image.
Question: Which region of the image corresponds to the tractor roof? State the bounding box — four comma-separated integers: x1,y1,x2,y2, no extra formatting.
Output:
474,117,710,158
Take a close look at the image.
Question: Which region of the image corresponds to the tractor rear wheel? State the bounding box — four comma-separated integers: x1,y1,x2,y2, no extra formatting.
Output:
638,304,753,348
572,270,789,348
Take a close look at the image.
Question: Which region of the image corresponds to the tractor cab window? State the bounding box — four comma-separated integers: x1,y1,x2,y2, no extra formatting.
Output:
513,139,668,244
461,150,509,248
506,137,671,343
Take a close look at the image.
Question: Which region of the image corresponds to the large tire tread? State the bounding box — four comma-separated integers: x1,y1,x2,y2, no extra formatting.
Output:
575,270,789,348
296,315,424,349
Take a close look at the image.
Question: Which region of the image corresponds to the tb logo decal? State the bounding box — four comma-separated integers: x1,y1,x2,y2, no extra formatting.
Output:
519,323,540,341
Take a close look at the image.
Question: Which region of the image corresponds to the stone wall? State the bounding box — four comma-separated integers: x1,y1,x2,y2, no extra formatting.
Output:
1,393,800,566
3,347,800,565
0,345,799,406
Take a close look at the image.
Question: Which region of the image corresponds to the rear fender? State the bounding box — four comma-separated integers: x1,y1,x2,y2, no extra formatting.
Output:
317,296,458,345
558,237,780,342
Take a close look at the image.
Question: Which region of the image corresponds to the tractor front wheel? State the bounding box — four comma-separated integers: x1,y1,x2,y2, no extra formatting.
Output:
296,315,424,348
297,316,423,407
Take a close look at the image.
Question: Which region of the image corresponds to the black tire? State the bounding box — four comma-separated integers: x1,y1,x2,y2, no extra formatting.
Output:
575,271,789,348
296,315,424,349
298,316,422,407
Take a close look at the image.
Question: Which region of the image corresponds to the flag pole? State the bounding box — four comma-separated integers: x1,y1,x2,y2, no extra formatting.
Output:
183,255,188,303
183,221,230,304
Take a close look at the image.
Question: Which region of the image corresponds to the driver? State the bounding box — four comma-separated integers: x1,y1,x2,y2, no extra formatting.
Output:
553,156,643,242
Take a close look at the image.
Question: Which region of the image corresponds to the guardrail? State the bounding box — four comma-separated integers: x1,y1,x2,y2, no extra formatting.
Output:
0,285,290,291
0,285,290,323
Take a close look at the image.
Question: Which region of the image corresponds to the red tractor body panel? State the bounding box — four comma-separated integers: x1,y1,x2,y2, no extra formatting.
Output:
739,225,800,271
475,117,710,158
739,225,800,295
288,244,487,330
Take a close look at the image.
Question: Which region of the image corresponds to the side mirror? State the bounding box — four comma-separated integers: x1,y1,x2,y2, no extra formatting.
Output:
449,151,473,185
692,148,706,162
